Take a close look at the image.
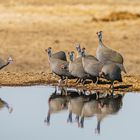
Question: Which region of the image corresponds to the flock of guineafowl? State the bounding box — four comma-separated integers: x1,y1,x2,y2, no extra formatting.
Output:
0,30,126,91
46,31,126,90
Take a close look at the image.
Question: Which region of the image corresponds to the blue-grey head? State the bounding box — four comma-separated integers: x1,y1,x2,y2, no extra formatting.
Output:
45,47,52,58
75,43,81,53
80,48,86,57
96,31,103,42
68,51,74,62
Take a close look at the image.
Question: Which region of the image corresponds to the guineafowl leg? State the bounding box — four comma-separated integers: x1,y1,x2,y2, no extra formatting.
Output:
74,78,81,86
75,115,80,127
110,81,114,94
95,77,99,85
81,79,86,85
58,76,65,86
64,77,68,86
75,78,80,83
58,79,63,86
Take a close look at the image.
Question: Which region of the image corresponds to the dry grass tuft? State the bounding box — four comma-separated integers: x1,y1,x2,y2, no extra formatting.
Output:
101,12,140,21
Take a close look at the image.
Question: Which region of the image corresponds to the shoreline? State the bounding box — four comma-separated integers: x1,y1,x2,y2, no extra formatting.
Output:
0,72,139,93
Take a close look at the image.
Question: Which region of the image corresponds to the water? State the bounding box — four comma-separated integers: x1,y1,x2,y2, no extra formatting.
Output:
0,86,139,140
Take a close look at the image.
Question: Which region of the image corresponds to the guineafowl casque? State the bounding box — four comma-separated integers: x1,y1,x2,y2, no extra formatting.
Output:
96,31,126,73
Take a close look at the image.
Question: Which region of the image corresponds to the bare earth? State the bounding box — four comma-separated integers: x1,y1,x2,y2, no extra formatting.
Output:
0,0,140,92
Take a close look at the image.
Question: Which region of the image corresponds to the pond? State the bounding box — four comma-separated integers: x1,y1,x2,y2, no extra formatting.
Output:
0,86,139,140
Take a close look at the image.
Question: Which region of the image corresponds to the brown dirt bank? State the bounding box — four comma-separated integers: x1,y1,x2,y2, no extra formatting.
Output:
0,3,140,75
0,72,140,93
0,1,140,92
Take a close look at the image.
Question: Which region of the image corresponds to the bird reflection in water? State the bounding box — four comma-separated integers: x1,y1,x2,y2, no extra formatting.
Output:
44,86,82,125
0,98,13,113
45,86,124,134
80,93,123,134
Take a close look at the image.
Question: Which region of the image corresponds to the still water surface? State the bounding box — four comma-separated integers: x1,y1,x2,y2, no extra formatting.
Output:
0,86,139,140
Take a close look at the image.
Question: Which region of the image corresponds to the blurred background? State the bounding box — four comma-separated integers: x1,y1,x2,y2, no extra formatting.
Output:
0,0,140,74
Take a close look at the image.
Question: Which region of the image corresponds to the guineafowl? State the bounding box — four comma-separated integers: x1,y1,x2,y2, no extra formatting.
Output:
46,48,73,85
45,47,67,61
96,31,126,73
68,51,89,84
81,48,103,84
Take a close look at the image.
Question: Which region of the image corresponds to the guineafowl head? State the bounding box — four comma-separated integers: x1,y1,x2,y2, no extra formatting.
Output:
96,31,103,41
68,51,74,62
45,47,52,57
75,43,81,53
80,48,86,57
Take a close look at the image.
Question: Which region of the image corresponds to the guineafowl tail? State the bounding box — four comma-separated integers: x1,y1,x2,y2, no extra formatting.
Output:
122,65,127,74
117,63,127,74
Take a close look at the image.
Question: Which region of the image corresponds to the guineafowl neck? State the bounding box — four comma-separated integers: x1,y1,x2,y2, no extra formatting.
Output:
48,53,51,58
69,56,73,62
0,61,10,70
76,52,80,58
98,39,104,47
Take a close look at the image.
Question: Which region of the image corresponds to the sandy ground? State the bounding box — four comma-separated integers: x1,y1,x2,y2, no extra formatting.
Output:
0,0,140,91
